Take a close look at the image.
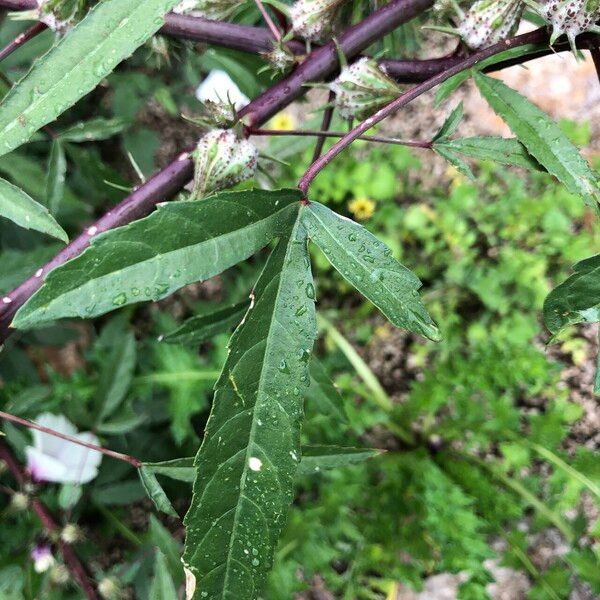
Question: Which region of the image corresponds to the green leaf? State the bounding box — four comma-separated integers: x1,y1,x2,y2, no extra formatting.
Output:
45,139,66,215
306,357,348,424
297,445,382,475
474,73,600,208
0,0,180,157
57,117,130,143
163,300,250,346
149,515,184,586
434,137,542,171
150,551,178,600
144,457,195,483
0,176,67,242
139,466,178,518
302,202,440,341
96,331,136,422
182,214,317,599
543,254,600,335
432,102,463,142
433,145,475,181
13,189,301,329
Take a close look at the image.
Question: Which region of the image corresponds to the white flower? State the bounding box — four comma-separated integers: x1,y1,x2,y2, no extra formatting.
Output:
195,70,249,110
25,414,102,485
31,545,55,573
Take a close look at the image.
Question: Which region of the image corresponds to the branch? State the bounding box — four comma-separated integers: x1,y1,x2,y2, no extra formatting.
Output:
298,27,571,194
0,0,434,340
0,411,142,468
0,441,100,600
0,21,46,62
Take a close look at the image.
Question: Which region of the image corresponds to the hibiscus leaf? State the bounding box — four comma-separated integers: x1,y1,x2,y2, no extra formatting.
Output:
182,213,317,600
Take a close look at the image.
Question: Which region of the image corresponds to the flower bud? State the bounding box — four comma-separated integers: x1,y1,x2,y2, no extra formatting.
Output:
175,0,244,20
291,0,346,42
11,491,29,511
458,0,525,49
262,41,296,76
541,0,600,53
37,0,87,33
98,576,121,600
191,129,258,200
50,564,69,585
330,58,402,121
61,523,82,544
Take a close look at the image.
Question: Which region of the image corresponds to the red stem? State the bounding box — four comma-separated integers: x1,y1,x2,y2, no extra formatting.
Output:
253,0,281,41
312,91,336,162
298,27,555,195
0,411,142,468
0,442,100,600
0,21,47,63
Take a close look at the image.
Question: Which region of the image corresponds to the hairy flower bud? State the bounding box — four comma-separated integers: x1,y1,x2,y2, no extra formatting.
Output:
174,0,244,20
458,0,525,49
98,576,121,600
191,129,258,200
11,491,29,511
37,0,87,32
61,523,82,543
329,58,402,121
541,0,600,52
291,0,346,42
50,564,69,585
262,41,296,76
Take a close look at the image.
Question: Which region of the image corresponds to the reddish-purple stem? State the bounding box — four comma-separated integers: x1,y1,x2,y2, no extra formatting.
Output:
312,91,336,162
298,28,556,195
0,21,47,63
0,442,100,600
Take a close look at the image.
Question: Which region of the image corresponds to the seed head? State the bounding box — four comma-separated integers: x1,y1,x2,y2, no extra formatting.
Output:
291,0,346,42
458,0,525,49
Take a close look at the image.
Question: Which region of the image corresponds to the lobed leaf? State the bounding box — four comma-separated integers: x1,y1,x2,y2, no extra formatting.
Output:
182,214,317,600
301,202,440,341
0,0,180,157
543,254,600,335
474,73,600,208
13,189,301,329
0,175,67,242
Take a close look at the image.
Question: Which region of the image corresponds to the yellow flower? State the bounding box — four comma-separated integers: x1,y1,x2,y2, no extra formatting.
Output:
445,165,465,190
270,112,295,131
348,196,376,221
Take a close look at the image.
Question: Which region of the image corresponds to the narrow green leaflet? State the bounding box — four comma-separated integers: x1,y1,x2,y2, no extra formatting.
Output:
46,140,66,215
57,117,130,143
96,331,136,422
149,516,184,586
432,102,464,142
474,73,600,208
144,457,195,483
182,215,317,600
13,189,301,329
306,357,348,424
150,551,178,600
433,145,475,181
163,300,251,345
543,254,600,335
434,137,543,171
0,176,67,242
297,445,382,475
301,202,440,341
139,466,178,518
0,0,180,157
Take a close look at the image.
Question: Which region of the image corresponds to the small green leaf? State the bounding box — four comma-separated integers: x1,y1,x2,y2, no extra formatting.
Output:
297,445,383,475
433,145,475,181
474,73,600,208
434,137,542,171
0,0,180,156
150,551,178,600
139,466,178,518
45,139,67,215
306,357,348,424
543,254,600,335
163,300,250,345
149,516,183,586
96,331,136,422
302,202,439,341
182,214,317,599
144,458,195,483
57,117,129,143
13,189,301,329
0,176,67,242
432,102,463,142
